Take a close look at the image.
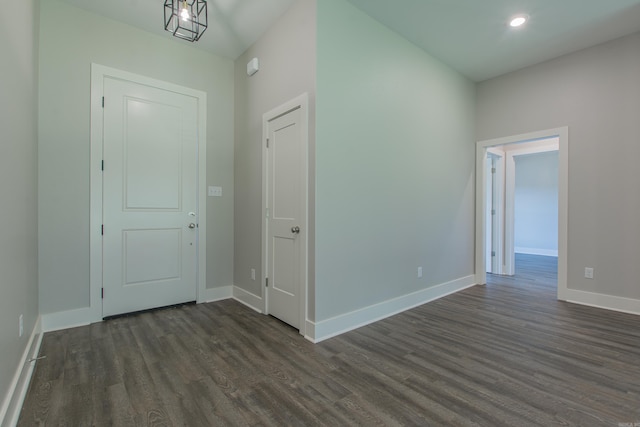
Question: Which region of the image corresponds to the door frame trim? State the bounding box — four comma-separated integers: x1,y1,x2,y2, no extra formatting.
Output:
475,127,568,300
261,93,309,336
89,63,207,322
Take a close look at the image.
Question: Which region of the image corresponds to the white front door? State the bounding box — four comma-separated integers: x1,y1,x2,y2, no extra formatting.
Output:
264,95,308,331
102,77,199,317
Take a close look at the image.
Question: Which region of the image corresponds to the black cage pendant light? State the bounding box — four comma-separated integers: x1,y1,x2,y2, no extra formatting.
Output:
164,0,208,42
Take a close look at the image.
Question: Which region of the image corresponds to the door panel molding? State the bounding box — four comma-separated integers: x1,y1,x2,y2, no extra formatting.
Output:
262,93,309,336
90,64,207,322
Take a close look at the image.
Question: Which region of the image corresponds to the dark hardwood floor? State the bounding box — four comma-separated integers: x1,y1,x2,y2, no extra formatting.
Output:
19,255,640,426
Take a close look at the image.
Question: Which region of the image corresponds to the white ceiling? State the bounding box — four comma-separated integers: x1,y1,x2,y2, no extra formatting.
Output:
346,0,640,81
58,0,640,82
58,0,297,59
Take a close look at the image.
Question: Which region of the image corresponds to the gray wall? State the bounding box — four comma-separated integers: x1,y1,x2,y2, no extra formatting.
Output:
0,0,39,413
514,152,559,255
38,0,235,315
477,32,640,299
315,0,476,321
234,0,317,315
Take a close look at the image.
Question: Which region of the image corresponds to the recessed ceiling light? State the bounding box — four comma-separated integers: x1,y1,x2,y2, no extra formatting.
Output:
510,15,528,28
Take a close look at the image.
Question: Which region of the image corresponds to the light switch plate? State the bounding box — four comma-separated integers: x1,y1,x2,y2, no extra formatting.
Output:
208,186,222,197
584,267,594,279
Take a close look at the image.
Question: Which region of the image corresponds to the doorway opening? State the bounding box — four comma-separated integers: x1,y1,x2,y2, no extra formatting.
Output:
475,128,568,301
485,138,559,277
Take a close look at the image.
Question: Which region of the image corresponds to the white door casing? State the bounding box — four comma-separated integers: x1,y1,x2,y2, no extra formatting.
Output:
262,94,308,334
90,64,207,320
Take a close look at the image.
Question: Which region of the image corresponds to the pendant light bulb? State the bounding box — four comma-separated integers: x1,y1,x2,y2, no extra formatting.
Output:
164,0,208,42
180,0,190,21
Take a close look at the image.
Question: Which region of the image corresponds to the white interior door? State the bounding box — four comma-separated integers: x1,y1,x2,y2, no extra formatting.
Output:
486,150,506,275
485,156,493,272
102,77,198,317
490,155,501,273
264,96,308,331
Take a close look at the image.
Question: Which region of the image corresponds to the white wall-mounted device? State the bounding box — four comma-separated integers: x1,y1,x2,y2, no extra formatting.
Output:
247,57,259,76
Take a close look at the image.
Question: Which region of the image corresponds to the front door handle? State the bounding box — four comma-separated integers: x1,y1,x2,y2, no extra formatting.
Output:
291,226,300,234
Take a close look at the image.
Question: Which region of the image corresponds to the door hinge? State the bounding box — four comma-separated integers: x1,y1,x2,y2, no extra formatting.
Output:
266,138,269,148
491,251,496,257
266,278,269,287
102,97,104,108
491,209,496,215
101,288,104,299
491,167,496,174
101,160,104,171
101,224,104,235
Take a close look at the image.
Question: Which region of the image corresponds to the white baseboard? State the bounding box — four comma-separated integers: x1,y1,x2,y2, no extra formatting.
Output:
307,275,477,343
41,307,93,333
199,286,233,303
232,286,263,313
0,316,43,427
303,321,315,343
41,287,236,333
515,247,558,257
564,288,640,316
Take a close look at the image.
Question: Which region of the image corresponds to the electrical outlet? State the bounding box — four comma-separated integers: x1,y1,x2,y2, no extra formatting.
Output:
418,267,423,278
251,268,256,281
584,267,594,279
19,314,23,338
208,186,222,197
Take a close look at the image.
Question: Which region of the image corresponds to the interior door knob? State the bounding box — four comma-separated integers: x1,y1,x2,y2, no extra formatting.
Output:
188,223,196,229
291,226,300,234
